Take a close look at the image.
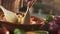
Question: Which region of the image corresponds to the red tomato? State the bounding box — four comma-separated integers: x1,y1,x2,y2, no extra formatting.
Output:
58,29,60,34
0,29,9,34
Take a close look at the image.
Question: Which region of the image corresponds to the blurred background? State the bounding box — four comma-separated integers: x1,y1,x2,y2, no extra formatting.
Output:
0,0,60,34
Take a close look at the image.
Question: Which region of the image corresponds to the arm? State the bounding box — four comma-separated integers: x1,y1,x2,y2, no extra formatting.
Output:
32,0,37,5
27,0,37,8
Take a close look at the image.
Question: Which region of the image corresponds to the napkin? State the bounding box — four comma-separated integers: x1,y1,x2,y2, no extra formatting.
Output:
0,6,18,23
